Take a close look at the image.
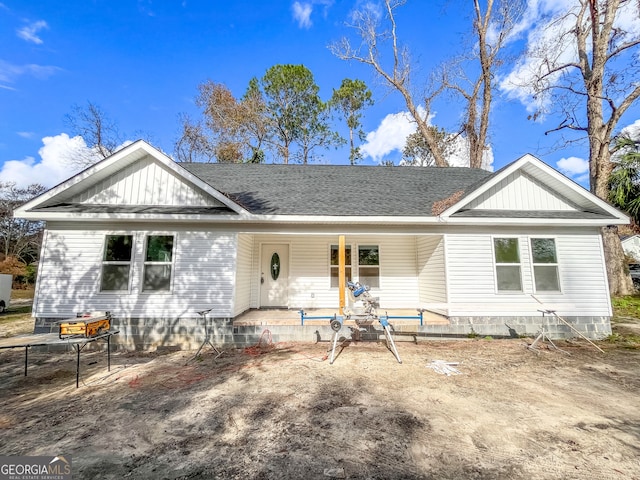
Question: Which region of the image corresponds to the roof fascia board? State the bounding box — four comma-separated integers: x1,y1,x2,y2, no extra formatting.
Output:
438,153,630,223
16,211,625,227
14,140,249,217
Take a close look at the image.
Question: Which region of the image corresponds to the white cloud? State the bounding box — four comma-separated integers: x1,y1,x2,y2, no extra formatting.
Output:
620,119,640,140
349,1,382,23
0,134,100,188
360,110,422,162
0,59,60,87
17,131,34,139
292,2,313,28
446,135,494,171
16,20,48,44
362,107,493,170
292,0,333,27
556,155,589,182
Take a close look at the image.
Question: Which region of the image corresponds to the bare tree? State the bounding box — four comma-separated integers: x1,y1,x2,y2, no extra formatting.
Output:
331,0,450,167
331,0,520,168
0,182,46,264
514,0,640,295
442,0,523,169
65,101,122,167
175,80,269,163
174,113,217,163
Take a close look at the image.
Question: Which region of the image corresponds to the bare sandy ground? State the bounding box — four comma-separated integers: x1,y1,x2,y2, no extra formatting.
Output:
0,336,639,479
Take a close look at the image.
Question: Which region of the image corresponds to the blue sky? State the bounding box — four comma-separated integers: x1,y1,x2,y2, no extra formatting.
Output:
2,0,639,189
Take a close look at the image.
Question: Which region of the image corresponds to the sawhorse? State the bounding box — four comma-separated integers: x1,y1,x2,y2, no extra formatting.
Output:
189,308,223,363
528,309,570,355
328,316,402,364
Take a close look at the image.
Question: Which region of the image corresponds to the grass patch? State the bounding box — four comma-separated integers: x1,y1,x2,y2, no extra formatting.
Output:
0,305,32,323
611,294,640,319
10,288,34,301
605,332,640,349
610,294,640,349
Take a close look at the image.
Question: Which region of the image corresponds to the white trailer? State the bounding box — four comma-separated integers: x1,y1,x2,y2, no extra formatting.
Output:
0,274,12,313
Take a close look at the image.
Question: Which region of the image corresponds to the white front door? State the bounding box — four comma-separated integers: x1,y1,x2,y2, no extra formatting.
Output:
260,244,289,307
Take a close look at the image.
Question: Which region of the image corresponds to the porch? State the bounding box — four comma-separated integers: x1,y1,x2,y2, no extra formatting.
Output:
233,308,450,327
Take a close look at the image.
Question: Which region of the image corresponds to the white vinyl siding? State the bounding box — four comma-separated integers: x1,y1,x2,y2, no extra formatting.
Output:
621,236,640,262
34,225,612,322
249,235,419,310
416,236,447,314
464,170,577,211
234,234,253,316
69,156,222,207
34,224,237,319
445,231,611,317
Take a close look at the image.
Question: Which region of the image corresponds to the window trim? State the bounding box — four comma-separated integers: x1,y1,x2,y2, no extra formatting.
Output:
329,244,352,288
141,233,176,293
529,237,562,293
99,234,134,293
357,244,380,289
492,236,523,293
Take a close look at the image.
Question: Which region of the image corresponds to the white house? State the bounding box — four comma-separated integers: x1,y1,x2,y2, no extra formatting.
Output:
15,141,629,349
621,235,640,262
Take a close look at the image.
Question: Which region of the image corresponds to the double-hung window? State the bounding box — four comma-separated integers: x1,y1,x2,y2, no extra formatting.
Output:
493,238,522,292
143,235,174,292
330,245,352,288
101,235,133,291
358,245,379,288
531,238,560,292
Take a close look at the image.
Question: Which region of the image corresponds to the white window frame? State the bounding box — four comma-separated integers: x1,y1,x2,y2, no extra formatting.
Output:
492,237,523,293
529,237,562,293
142,234,176,293
329,244,352,288
100,234,134,293
357,244,380,289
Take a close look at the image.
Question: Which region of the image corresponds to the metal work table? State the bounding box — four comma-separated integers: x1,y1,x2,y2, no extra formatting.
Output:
0,330,119,388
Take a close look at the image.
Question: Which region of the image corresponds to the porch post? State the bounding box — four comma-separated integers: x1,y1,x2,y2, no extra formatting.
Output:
339,235,345,315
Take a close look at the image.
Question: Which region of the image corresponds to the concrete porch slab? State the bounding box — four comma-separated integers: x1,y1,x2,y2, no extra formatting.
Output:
233,308,450,326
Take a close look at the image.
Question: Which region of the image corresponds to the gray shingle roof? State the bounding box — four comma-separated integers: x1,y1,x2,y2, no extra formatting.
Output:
181,163,493,216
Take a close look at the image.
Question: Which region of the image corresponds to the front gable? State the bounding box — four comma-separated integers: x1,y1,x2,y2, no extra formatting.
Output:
15,140,248,220
56,155,222,207
440,154,629,225
463,170,578,211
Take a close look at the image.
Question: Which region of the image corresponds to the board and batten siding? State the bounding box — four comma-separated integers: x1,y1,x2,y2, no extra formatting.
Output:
68,156,222,207
248,235,420,310
34,224,237,319
416,236,447,314
464,170,577,211
444,231,611,317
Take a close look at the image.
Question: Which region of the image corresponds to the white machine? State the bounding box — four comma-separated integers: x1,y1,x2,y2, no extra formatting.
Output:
0,274,12,313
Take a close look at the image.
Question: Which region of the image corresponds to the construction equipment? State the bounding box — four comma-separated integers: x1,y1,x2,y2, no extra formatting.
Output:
328,281,402,364
58,312,112,339
188,308,223,363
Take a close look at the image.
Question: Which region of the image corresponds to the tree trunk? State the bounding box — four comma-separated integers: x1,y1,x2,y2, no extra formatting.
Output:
601,226,635,296
586,91,634,295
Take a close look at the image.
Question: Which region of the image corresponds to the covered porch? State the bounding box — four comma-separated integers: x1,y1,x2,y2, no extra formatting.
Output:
233,308,450,327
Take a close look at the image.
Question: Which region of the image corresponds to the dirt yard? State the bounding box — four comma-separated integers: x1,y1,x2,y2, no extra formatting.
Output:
0,334,639,479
